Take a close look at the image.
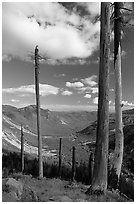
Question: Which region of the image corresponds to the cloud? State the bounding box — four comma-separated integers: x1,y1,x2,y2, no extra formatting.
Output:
84,94,91,99
66,75,98,95
61,90,73,96
2,54,12,62
54,73,66,77
11,99,20,102
91,87,98,94
77,2,100,18
93,97,98,104
81,75,97,86
122,100,134,106
77,86,98,94
2,2,100,62
2,84,59,96
66,81,84,88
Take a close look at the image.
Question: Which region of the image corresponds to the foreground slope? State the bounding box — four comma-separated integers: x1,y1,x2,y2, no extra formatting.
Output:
2,175,131,202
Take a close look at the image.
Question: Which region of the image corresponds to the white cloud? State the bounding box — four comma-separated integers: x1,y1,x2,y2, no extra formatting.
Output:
54,73,66,77
87,3,100,17
2,2,100,62
122,100,134,106
91,87,98,94
66,81,84,88
84,94,91,99
66,75,98,94
61,90,73,96
76,86,98,94
77,2,100,18
81,75,97,87
93,97,98,104
11,99,20,102
2,84,59,96
77,87,91,93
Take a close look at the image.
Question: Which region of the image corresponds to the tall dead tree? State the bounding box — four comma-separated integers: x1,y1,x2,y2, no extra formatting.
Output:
88,151,94,184
35,45,43,178
109,2,124,189
87,2,110,194
58,138,62,177
21,123,24,173
72,146,76,181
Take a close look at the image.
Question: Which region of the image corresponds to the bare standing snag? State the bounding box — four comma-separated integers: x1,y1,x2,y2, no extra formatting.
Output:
109,2,124,189
21,123,24,173
87,2,110,194
35,45,43,178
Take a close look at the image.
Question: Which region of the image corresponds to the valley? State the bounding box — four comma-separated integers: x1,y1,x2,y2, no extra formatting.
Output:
2,105,134,171
2,105,134,200
2,105,97,165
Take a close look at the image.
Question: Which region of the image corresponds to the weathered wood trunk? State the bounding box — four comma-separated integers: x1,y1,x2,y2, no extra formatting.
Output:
109,2,124,189
88,152,94,184
58,138,62,177
21,123,24,173
35,45,43,178
87,2,110,194
72,146,76,181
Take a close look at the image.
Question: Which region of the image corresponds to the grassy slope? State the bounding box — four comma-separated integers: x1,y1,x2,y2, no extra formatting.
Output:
2,174,131,202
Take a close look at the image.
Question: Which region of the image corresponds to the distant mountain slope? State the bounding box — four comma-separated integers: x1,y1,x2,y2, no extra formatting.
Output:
78,109,134,136
78,108,134,173
3,104,97,135
2,105,97,158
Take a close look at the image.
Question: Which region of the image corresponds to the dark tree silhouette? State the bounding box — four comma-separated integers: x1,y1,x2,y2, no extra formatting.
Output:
35,45,43,178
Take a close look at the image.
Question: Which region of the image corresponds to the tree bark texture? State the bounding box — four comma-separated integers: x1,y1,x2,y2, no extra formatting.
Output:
109,2,124,189
87,2,110,194
35,45,43,178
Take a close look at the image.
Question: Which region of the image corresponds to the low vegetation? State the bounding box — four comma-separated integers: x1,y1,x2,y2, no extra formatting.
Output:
2,150,134,201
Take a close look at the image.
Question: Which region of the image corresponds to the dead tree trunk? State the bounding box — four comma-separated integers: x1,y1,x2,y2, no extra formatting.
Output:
88,152,94,184
35,45,43,178
109,2,124,189
87,2,110,194
21,123,24,173
72,146,76,181
58,138,62,177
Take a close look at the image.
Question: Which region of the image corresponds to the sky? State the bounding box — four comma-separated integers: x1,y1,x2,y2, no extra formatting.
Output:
2,2,134,112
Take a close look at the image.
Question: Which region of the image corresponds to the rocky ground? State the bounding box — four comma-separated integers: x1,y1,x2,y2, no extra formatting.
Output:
2,174,132,202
